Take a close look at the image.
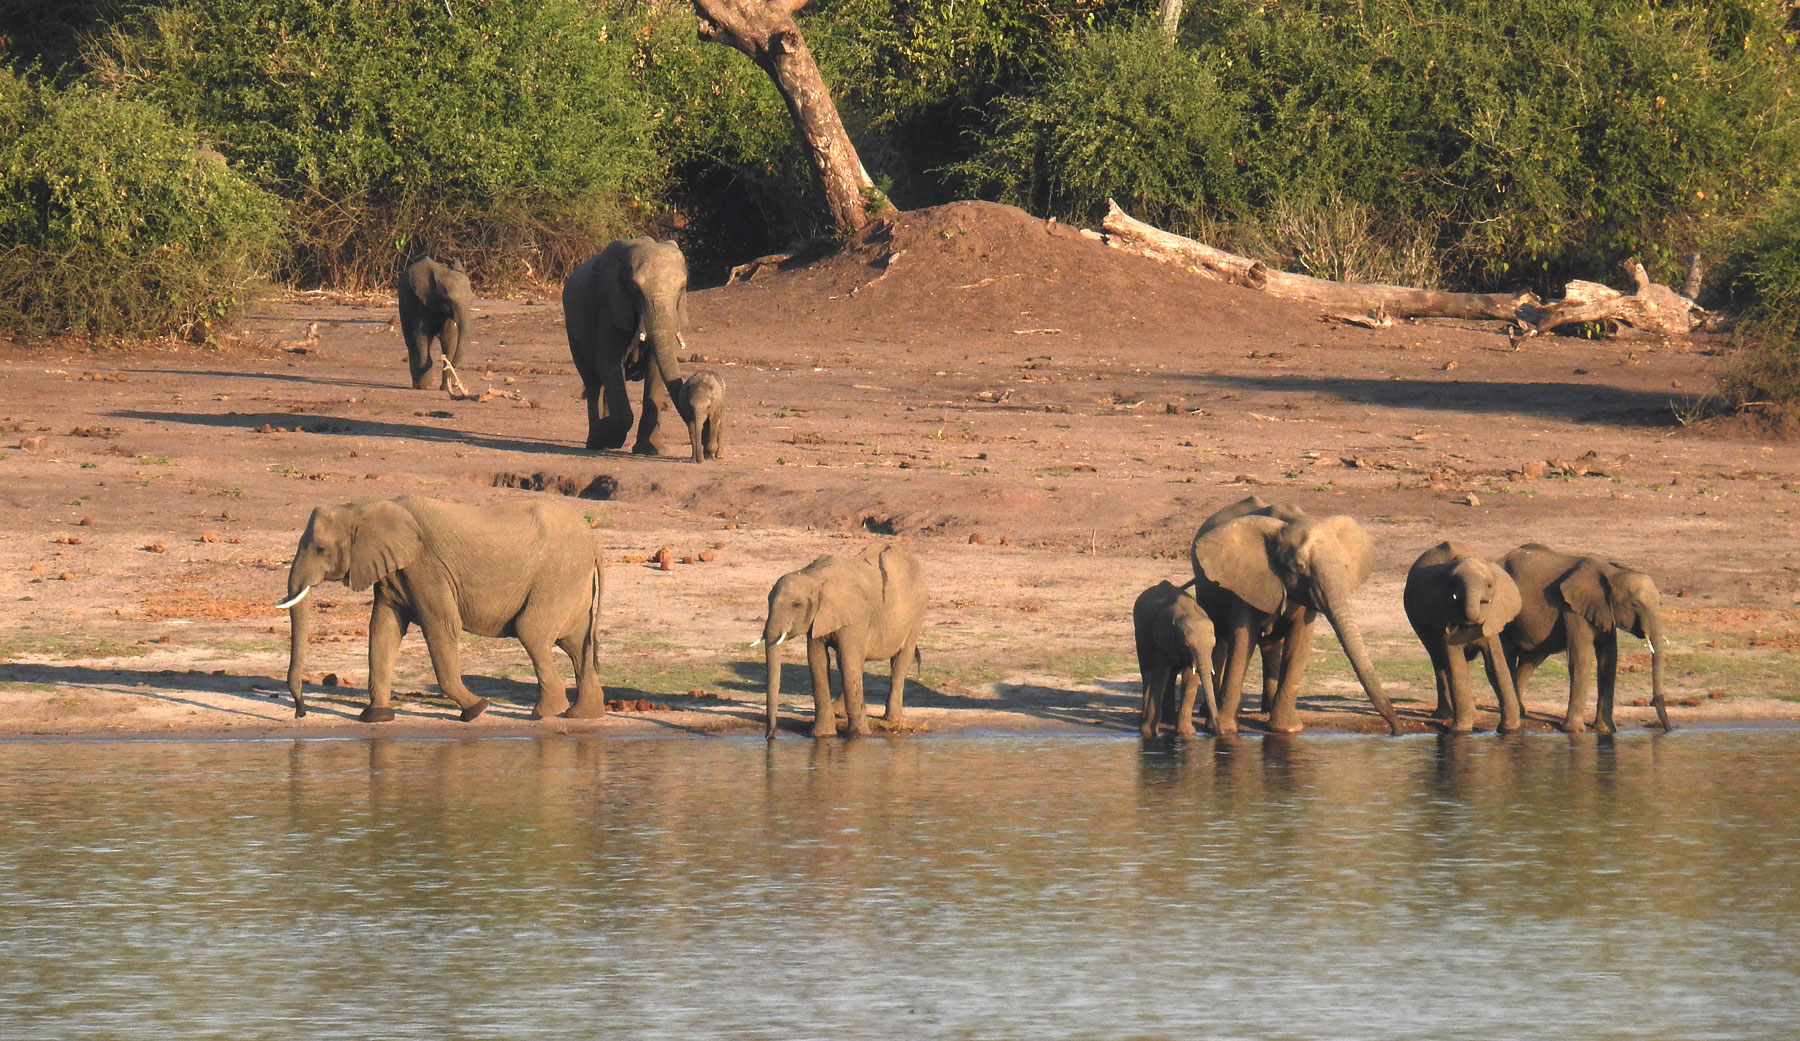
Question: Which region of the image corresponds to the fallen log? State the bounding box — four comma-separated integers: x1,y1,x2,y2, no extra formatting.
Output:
1531,257,1715,337
1091,200,1537,322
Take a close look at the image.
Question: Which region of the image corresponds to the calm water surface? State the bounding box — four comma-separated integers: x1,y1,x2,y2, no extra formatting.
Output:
3,730,1798,1040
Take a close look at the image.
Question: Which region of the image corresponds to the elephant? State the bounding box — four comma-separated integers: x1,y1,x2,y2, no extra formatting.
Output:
754,544,927,738
1193,496,1309,713
1191,508,1402,735
1500,543,1671,733
276,495,607,723
1132,580,1220,738
1403,541,1524,733
397,256,472,391
562,237,689,455
676,369,726,464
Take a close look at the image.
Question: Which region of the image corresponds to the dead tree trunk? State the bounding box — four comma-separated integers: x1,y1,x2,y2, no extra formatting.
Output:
1531,257,1713,337
693,0,873,233
1092,200,1536,322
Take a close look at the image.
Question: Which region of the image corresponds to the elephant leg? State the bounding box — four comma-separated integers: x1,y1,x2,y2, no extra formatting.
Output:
363,597,407,723
1443,644,1478,734
1140,658,1171,737
405,325,434,390
1258,638,1281,714
1214,608,1255,735
838,641,871,736
591,340,634,451
415,604,489,723
1593,630,1619,734
1562,619,1596,734
686,416,706,464
521,633,570,720
705,412,724,460
439,315,462,375
1173,666,1202,738
1267,616,1315,734
883,639,916,723
1418,630,1455,722
806,637,835,738
557,633,608,719
1480,637,1522,733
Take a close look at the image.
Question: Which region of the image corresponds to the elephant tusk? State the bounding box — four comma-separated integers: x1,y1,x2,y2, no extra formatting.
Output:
1645,636,1656,655
275,585,311,610
773,633,789,647
748,636,766,650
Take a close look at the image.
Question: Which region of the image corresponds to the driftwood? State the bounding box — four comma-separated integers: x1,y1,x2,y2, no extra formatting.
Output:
1090,200,1717,339
1531,256,1714,337
1092,200,1535,322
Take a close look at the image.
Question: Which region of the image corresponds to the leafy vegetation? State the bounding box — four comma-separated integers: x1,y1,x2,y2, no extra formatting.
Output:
1718,187,1800,414
0,67,283,340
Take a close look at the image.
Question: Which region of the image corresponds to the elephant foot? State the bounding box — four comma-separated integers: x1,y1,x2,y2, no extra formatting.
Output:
1560,718,1588,735
359,705,396,723
531,699,571,720
1268,718,1306,734
630,441,681,457
1140,724,1158,739
563,697,608,719
1174,724,1198,739
810,724,838,739
459,698,490,722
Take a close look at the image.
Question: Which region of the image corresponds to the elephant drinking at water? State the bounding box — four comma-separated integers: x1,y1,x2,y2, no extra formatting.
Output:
1403,541,1523,733
278,495,607,723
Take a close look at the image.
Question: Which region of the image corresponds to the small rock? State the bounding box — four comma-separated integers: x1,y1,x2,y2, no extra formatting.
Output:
77,517,92,526
322,673,340,687
1708,690,1725,699
1441,360,1458,372
1519,460,1549,479
969,532,988,545
20,436,47,450
697,549,715,562
1460,494,1480,507
654,547,675,571
680,555,695,565
144,541,167,553
28,562,45,573
999,536,1012,546
58,571,75,581
198,532,219,543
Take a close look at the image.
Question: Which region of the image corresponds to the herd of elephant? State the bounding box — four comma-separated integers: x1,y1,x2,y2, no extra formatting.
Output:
330,238,1668,738
399,238,724,464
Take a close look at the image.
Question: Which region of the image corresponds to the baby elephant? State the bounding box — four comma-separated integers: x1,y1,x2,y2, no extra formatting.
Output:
1132,580,1219,737
755,544,927,738
1403,542,1523,733
396,255,472,391
676,369,726,463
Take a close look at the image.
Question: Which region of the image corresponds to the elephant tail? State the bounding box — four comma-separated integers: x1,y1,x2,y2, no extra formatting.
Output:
583,565,604,675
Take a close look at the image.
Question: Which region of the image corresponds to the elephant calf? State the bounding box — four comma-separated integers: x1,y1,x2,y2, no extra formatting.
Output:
278,495,607,723
755,545,927,738
676,370,726,464
397,256,472,391
1500,543,1671,733
1403,542,1523,733
1132,580,1219,738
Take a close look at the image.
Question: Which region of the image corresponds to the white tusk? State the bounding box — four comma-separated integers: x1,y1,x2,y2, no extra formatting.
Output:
1646,637,1656,655
773,633,789,647
275,585,311,610
748,637,766,649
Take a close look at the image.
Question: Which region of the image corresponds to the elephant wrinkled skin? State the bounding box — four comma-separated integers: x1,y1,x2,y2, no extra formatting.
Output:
1403,541,1523,733
280,495,607,723
1501,543,1671,733
757,545,927,738
563,237,689,456
676,369,726,464
396,256,472,391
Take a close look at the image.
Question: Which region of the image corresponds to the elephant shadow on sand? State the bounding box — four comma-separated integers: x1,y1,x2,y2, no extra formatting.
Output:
1208,374,1687,427
111,409,581,459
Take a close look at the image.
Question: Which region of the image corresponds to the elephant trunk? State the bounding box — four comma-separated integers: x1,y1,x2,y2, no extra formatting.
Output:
284,590,312,719
1318,572,1402,734
764,639,783,739
1646,618,1671,730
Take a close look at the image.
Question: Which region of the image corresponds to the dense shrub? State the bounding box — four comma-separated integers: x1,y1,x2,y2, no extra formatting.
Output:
0,69,283,340
1718,188,1800,411
88,0,665,288
956,1,1800,292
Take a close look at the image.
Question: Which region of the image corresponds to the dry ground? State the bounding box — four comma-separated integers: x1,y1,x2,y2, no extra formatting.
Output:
3,201,1797,739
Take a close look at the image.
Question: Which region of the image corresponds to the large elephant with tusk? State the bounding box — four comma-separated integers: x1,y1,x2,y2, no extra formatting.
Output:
280,495,607,723
754,545,927,738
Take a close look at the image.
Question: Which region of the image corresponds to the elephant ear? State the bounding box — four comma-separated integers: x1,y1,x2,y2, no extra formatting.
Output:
1482,563,1523,637
346,500,425,592
1557,559,1614,631
1297,515,1376,587
810,559,868,638
1191,514,1287,615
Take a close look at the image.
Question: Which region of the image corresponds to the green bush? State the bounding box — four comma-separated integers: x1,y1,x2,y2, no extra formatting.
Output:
0,68,283,340
954,1,1800,292
1718,187,1800,411
88,0,665,288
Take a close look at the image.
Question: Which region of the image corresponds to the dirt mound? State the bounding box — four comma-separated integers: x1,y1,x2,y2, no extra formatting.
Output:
723,200,1309,347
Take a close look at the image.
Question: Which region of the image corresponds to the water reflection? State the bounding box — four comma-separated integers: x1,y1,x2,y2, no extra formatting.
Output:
2,731,1798,1040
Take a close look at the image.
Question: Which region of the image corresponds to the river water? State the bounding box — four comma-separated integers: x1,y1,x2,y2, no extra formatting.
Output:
3,729,1797,1040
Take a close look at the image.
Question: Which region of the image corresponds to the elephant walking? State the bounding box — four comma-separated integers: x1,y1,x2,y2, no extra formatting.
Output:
397,256,472,391
563,237,689,455
278,495,607,723
1500,543,1671,733
1132,580,1219,737
1191,505,1401,735
756,545,927,738
1403,542,1523,733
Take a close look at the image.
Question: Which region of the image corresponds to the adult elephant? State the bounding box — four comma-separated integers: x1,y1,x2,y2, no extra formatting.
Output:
1191,509,1402,735
1403,541,1523,733
397,256,472,391
754,545,927,739
562,237,688,455
277,495,607,723
1193,496,1308,714
1500,543,1671,733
